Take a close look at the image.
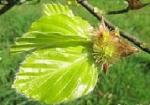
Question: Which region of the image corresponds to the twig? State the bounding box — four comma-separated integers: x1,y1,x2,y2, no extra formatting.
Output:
0,3,15,15
107,0,150,15
0,0,41,16
76,0,150,54
0,0,19,15
107,8,129,15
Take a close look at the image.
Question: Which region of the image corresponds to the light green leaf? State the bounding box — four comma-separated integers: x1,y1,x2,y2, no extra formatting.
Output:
11,14,93,53
43,4,74,17
12,4,97,105
11,31,88,53
13,46,98,104
30,14,92,38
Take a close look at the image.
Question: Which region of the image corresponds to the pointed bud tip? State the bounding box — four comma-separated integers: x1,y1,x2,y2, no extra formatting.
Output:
133,47,139,53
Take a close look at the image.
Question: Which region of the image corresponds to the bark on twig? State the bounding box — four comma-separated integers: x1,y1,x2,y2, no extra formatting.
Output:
76,0,150,54
0,0,17,15
107,0,150,15
0,0,41,16
107,8,129,15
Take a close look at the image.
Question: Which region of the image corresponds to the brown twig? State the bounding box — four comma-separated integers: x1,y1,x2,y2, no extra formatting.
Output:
107,8,129,15
0,0,41,16
107,0,150,15
76,0,150,54
0,0,18,15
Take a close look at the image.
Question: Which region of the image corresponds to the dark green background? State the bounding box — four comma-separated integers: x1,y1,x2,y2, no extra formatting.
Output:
0,0,150,105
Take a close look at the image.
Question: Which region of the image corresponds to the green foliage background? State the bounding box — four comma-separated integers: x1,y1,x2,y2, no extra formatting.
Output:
0,0,150,105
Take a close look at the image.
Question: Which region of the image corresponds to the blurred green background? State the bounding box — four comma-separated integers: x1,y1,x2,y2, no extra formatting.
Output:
0,0,150,105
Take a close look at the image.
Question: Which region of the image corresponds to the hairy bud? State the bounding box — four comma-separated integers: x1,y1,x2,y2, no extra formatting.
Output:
92,21,138,73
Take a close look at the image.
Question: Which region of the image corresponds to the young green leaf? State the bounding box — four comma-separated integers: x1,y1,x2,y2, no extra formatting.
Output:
11,31,88,53
12,3,97,105
11,14,93,53
13,46,98,104
43,4,74,17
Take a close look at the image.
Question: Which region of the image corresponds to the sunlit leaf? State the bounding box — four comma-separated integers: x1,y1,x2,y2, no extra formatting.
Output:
13,46,98,104
43,3,74,17
11,4,98,105
11,31,88,53
11,14,93,53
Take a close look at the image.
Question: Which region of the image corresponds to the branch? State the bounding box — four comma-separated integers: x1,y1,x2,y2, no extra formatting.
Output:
0,5,14,15
0,0,41,16
0,0,17,15
107,0,150,15
107,8,129,15
76,0,150,54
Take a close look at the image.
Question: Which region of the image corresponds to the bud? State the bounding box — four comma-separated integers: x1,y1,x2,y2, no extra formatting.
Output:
126,0,143,9
92,20,138,73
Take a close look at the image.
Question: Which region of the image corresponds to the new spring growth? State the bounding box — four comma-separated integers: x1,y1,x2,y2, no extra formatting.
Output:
92,20,139,73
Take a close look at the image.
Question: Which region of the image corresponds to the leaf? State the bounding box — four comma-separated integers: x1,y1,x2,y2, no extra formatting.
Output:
13,46,98,104
43,4,74,17
11,14,93,53
30,15,92,38
12,4,97,104
11,31,88,53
